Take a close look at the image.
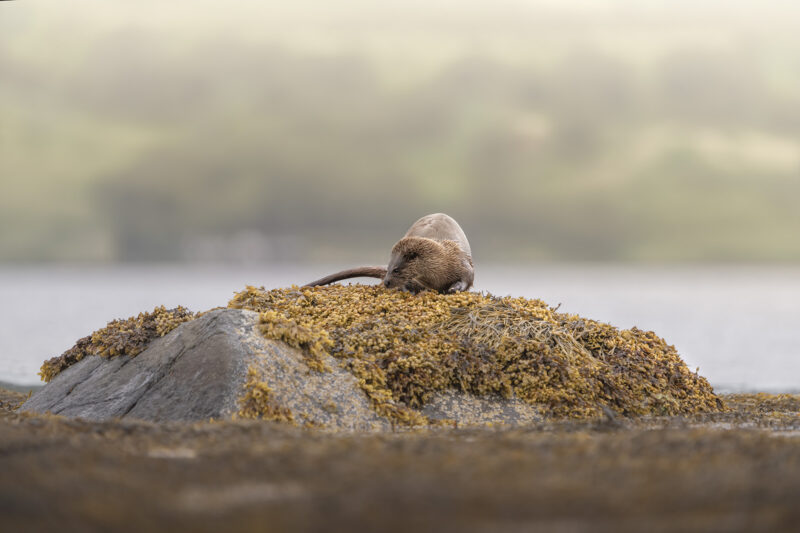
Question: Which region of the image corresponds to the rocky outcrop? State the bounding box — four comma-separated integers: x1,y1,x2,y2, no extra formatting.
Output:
19,309,543,429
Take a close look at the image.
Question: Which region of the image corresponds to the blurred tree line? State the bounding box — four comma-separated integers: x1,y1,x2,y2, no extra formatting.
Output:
2,1,799,263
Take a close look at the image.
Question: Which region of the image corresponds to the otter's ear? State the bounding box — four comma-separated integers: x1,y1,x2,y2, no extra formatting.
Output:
405,251,419,261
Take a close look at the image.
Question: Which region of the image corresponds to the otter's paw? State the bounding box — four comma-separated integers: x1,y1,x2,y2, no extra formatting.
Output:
404,280,427,294
446,281,468,293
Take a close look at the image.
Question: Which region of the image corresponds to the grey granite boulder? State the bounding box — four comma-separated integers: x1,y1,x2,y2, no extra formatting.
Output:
21,308,543,429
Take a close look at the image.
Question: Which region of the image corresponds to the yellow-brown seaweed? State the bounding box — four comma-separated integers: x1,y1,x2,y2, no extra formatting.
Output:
229,284,722,422
39,306,195,382
237,367,296,423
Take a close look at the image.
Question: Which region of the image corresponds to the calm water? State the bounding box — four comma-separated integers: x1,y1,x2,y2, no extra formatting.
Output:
1,264,798,392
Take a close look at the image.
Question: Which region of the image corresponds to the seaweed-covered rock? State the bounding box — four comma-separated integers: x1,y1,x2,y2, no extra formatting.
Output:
21,284,722,428
230,285,722,420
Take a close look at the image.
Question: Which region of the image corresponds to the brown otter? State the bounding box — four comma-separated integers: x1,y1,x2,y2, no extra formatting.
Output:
304,213,474,294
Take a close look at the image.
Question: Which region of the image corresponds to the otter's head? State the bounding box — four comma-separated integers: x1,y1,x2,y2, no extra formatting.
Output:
383,237,438,292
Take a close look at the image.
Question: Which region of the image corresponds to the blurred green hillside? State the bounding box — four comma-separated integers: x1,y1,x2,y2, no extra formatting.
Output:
2,0,799,263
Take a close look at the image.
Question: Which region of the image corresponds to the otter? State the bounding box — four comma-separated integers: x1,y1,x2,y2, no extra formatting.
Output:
304,213,474,294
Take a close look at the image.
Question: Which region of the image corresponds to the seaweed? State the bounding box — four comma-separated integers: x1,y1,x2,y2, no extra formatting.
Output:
228,284,722,422
258,310,333,373
237,367,295,423
39,306,195,382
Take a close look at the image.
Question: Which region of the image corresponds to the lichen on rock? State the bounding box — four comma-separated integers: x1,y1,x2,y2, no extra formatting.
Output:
39,305,195,382
228,284,723,421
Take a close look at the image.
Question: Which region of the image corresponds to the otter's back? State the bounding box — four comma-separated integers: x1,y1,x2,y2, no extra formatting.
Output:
404,213,471,257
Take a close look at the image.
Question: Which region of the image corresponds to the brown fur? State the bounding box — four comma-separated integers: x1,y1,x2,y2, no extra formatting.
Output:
304,213,474,294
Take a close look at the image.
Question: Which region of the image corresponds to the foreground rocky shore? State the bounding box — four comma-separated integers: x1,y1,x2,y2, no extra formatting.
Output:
2,388,799,532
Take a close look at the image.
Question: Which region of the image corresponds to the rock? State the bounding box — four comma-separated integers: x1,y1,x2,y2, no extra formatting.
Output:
20,309,543,429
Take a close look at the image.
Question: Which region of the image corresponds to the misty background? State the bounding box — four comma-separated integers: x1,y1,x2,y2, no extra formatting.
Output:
2,0,800,265
2,1,800,390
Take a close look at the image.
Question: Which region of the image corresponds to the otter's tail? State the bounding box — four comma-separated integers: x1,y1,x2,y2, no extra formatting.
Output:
304,266,387,287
